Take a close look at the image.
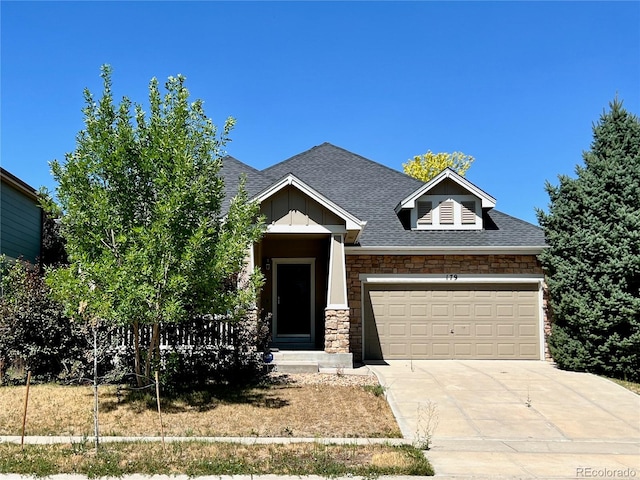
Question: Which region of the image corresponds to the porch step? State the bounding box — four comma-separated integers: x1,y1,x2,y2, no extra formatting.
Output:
273,361,319,374
268,350,353,373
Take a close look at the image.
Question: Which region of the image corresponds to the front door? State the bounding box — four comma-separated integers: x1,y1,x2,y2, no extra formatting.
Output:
273,258,315,345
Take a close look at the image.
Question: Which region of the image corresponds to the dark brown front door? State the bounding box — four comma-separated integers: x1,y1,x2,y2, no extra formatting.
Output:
276,263,312,337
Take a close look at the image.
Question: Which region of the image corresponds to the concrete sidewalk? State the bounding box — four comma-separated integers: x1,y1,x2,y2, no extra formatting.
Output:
369,360,640,479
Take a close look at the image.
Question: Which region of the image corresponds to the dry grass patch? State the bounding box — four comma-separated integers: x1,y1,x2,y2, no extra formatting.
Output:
0,441,433,477
0,373,400,438
607,377,640,395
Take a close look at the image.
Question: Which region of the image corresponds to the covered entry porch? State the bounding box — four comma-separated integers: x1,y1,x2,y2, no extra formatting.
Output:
256,233,350,353
250,174,365,366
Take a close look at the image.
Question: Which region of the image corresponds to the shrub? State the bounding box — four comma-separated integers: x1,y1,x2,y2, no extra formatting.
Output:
0,259,94,384
1,257,270,388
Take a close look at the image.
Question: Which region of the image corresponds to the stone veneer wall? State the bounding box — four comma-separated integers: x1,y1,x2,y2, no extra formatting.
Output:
345,254,550,362
324,308,350,353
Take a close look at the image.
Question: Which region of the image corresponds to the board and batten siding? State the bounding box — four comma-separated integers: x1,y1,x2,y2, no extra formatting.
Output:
1,180,42,263
260,185,344,227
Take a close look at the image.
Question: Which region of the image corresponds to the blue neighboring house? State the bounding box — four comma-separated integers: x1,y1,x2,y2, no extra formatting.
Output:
1,167,42,264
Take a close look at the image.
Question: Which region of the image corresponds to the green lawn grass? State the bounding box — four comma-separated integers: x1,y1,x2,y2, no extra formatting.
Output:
0,441,434,478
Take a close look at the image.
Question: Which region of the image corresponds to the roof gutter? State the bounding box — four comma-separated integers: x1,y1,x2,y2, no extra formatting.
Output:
345,245,547,256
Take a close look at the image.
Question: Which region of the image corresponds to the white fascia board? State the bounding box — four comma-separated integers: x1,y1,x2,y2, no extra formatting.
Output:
345,245,546,255
252,174,366,232
359,273,544,284
395,168,497,212
267,225,347,234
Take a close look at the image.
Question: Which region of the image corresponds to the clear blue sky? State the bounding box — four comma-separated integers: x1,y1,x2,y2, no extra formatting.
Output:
2,1,639,225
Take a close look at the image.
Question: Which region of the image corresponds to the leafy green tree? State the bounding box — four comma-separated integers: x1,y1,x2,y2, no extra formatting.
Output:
46,66,264,385
402,151,474,182
537,99,640,381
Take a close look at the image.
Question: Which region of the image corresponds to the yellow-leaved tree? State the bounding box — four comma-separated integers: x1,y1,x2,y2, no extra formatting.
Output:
402,151,474,182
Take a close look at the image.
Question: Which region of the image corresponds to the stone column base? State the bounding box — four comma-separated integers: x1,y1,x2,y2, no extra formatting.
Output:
324,308,350,353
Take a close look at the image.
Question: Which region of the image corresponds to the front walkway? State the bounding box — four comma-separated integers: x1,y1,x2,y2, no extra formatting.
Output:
369,360,640,479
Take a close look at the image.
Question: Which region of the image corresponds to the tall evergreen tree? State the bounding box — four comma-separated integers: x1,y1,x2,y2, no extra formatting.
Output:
538,99,640,381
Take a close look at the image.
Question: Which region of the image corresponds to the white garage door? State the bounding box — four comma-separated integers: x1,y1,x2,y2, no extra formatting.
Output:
364,284,540,360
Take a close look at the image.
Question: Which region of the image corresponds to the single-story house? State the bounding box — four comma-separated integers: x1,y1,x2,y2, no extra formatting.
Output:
221,143,548,365
1,167,42,264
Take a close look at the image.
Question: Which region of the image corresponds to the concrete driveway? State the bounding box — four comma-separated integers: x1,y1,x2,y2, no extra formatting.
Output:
369,360,640,479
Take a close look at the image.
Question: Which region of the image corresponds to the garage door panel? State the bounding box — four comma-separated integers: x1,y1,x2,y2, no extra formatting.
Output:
497,324,515,336
389,343,408,356
496,291,516,298
476,344,495,356
411,323,428,336
388,323,407,336
453,290,473,299
497,304,515,317
432,323,450,336
431,304,450,317
519,344,537,356
411,343,429,356
498,344,516,356
372,304,386,316
475,324,493,336
474,290,492,298
432,343,451,356
474,304,493,317
519,325,537,337
518,305,536,317
453,324,471,336
364,283,540,360
389,304,406,316
454,343,472,356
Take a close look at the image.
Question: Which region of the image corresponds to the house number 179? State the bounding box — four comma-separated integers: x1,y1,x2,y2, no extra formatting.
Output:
446,274,458,281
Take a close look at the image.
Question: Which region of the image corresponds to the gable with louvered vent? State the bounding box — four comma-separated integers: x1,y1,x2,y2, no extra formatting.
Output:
409,195,481,230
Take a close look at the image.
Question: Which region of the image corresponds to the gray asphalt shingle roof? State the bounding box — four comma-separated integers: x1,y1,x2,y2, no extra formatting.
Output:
220,155,275,209
221,142,545,248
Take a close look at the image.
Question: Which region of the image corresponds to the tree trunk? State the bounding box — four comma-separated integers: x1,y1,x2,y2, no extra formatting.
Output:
145,322,160,381
133,320,142,387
